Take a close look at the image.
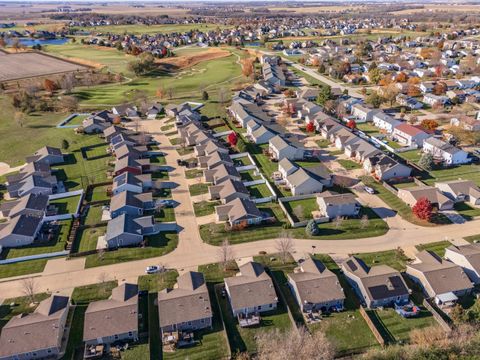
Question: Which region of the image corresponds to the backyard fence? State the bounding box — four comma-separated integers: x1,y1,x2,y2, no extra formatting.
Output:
359,306,386,347
422,299,453,333
278,194,329,227
0,250,69,265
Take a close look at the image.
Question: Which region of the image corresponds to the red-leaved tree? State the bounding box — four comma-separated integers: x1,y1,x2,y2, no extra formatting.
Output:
412,197,433,221
347,119,357,130
306,122,315,133
227,132,238,146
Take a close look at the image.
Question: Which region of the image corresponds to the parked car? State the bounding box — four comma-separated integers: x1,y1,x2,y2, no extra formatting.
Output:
145,265,163,274
364,186,375,194
177,159,186,166
158,199,175,208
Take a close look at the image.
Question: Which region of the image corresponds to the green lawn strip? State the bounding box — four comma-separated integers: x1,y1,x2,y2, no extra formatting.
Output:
337,159,362,170
189,183,210,196
1,219,71,260
232,156,251,167
239,170,262,182
454,202,480,220
464,234,480,243
48,195,82,215
73,226,106,253
154,188,172,198
415,241,452,257
356,123,380,135
138,270,179,292
161,124,175,132
150,155,167,165
86,184,111,203
71,281,118,304
0,259,48,279
83,204,105,226
354,249,409,272
185,169,204,179
424,164,480,186
246,183,272,199
310,254,379,355
153,207,176,222
281,197,318,222
193,200,221,217
152,170,169,180
85,232,178,268
177,146,194,156
0,293,50,330
315,139,330,148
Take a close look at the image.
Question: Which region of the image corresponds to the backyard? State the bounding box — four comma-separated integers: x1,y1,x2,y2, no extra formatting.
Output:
193,200,221,217
48,194,82,215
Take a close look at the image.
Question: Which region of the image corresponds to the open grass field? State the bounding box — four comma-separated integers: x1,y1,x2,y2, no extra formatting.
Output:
72,23,225,35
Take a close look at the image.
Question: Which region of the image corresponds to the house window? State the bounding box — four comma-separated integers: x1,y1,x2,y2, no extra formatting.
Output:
200,319,204,323
269,303,273,308
257,306,261,310
128,331,133,337
47,350,52,353
114,335,119,340
188,321,191,326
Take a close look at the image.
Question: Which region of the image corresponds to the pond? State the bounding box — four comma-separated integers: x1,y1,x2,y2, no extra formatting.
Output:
8,37,69,46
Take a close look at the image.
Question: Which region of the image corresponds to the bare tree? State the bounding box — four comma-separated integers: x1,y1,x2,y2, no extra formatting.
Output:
166,87,174,100
334,216,344,229
255,326,335,360
97,272,109,283
14,111,25,128
360,214,369,229
97,248,105,262
218,239,234,271
21,278,36,304
275,232,294,264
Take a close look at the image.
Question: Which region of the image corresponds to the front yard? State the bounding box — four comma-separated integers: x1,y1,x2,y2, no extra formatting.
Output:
353,249,409,272
48,194,82,215
415,240,452,257
337,159,362,170
189,183,210,196
193,200,221,217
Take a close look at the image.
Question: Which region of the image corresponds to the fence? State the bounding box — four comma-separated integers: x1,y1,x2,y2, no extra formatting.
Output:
0,250,69,265
48,189,84,218
381,181,398,195
422,299,453,333
278,194,329,227
359,306,386,347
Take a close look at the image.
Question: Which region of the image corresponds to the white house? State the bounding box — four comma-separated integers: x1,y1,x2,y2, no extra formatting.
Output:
372,112,401,133
423,137,469,165
392,123,430,147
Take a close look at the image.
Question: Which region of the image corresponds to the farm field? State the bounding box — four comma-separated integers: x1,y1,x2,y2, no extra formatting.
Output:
71,23,225,35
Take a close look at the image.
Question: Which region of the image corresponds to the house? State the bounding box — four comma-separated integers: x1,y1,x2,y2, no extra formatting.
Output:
103,125,134,142
208,179,250,204
397,186,454,210
344,138,382,164
263,62,286,87
105,214,157,248
269,136,305,161
406,251,474,307
0,193,48,219
112,173,152,195
288,257,345,313
6,161,51,184
284,164,332,196
396,94,424,110
363,154,412,181
114,156,150,176
109,191,154,218
7,174,59,199
392,123,430,147
296,87,320,101
0,214,43,248
112,104,139,118
82,117,108,134
199,151,233,170
316,193,360,219
228,100,271,128
420,82,435,93
423,137,469,165
445,244,480,284
146,103,164,119
341,256,410,308
112,144,146,160
372,112,401,133
83,283,139,346
25,146,64,165
157,271,212,333
351,104,379,123
224,262,278,318
203,163,241,185
450,115,480,131
0,295,69,360
251,125,278,145
422,94,450,107
194,139,228,157
215,198,263,227
435,179,480,206
297,101,322,123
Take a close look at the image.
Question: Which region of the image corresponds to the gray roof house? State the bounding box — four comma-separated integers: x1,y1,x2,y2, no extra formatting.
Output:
435,179,480,206
215,198,262,227
6,161,51,184
110,191,154,218
82,117,108,134
363,154,412,181
285,166,332,196
103,125,134,142
224,262,278,318
251,125,278,145
0,214,43,248
397,186,454,210
406,251,474,307
288,257,345,313
316,193,360,219
199,151,233,170
203,163,241,185
105,214,156,249
269,135,305,161
341,256,410,308
112,173,152,195
423,137,469,165
25,146,64,165
445,244,480,285
83,283,139,346
194,139,228,157
372,112,401,133
7,174,58,198
0,295,69,360
0,193,48,219
157,271,213,333
208,179,250,204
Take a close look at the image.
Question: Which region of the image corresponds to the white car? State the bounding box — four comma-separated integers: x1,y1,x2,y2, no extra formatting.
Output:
364,186,375,195
145,265,162,274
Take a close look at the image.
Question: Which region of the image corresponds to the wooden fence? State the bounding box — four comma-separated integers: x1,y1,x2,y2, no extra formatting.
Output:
423,299,453,333
359,306,385,347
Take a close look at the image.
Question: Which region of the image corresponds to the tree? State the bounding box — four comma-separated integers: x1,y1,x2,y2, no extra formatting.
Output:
419,152,434,171
334,216,344,229
407,84,422,97
61,139,69,150
218,239,234,271
317,85,332,106
127,52,156,76
43,79,57,93
368,67,381,84
346,119,356,130
156,87,166,99
240,58,255,78
227,132,238,146
318,63,326,74
384,84,400,106
366,92,384,108
433,82,447,95
202,90,209,101
21,278,36,304
255,327,335,360
306,122,315,133
14,111,25,128
305,219,319,236
420,119,439,131
450,304,467,325
275,233,294,264
360,214,369,229
412,197,433,221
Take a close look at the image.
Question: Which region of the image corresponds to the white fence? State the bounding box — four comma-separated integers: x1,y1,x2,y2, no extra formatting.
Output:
213,130,233,138
278,194,329,227
0,250,69,265
48,189,84,219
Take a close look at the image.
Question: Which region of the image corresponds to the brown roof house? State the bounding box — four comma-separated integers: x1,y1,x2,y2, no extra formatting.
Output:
445,243,480,285
157,271,212,334
83,283,139,346
397,186,454,210
0,295,70,360
215,198,263,227
341,256,410,308
224,262,278,326
288,258,345,313
406,250,474,307
208,179,250,204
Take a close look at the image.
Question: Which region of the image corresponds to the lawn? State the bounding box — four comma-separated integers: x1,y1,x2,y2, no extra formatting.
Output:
239,170,262,182
85,184,111,203
177,146,194,156
415,240,452,257
356,123,380,135
315,139,330,148
337,159,362,170
0,293,50,330
153,207,176,222
0,259,48,279
189,183,210,196
137,270,179,292
152,170,169,180
423,164,480,187
84,232,178,268
247,183,273,199
73,226,106,253
83,204,105,226
48,194,82,215
193,200,221,217
233,156,251,167
150,154,166,165
454,202,480,220
72,23,224,36
354,249,409,272
71,281,118,305
281,197,318,222
398,150,422,163
464,234,480,243
185,169,204,179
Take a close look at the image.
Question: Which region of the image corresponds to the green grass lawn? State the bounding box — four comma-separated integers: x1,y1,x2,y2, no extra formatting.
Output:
239,170,262,182
423,164,480,187
72,23,225,36
150,154,166,165
153,207,176,222
464,234,480,243
177,146,194,156
152,170,169,180
233,156,251,167
85,232,178,268
185,169,204,179
85,184,111,203
73,226,106,253
193,200,221,217
315,139,330,148
247,183,273,199
137,270,178,292
354,249,409,272
281,197,318,222
356,123,380,135
83,204,105,226
454,202,480,220
0,293,50,330
337,159,362,170
189,183,210,196
415,240,452,257
48,194,81,215
398,150,422,163
0,259,48,279
71,281,118,305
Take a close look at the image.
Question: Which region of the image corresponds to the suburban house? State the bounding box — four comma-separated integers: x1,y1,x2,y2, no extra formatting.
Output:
26,146,64,165
146,103,164,119
103,125,134,142
114,157,150,176
445,244,480,285
372,112,401,133
341,256,410,308
194,139,228,157
104,214,157,248
288,257,345,313
0,214,43,248
250,125,278,145
422,94,450,107
344,138,382,164
269,135,305,161
224,262,278,324
0,193,48,219
450,115,480,131
396,94,424,110
7,174,59,198
229,100,271,128
397,186,454,210
204,163,241,185
296,87,320,101
298,101,322,123
112,104,139,118
209,179,250,204
316,192,361,219
406,251,474,307
215,198,263,227
0,295,70,360
284,165,332,196
351,104,379,122
112,173,152,195
199,151,233,170
363,154,412,181
422,137,469,165
435,179,480,206
83,283,139,347
157,271,213,334
263,62,286,87
392,123,430,147
6,161,51,184
82,117,109,134
109,191,155,218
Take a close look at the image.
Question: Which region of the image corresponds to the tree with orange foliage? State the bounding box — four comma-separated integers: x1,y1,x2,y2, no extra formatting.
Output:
240,57,254,78
306,122,315,133
156,87,166,99
346,119,356,130
43,79,57,93
407,77,421,85
420,119,439,131
413,197,433,222
407,84,422,97
433,82,447,95
112,116,122,125
395,72,408,83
